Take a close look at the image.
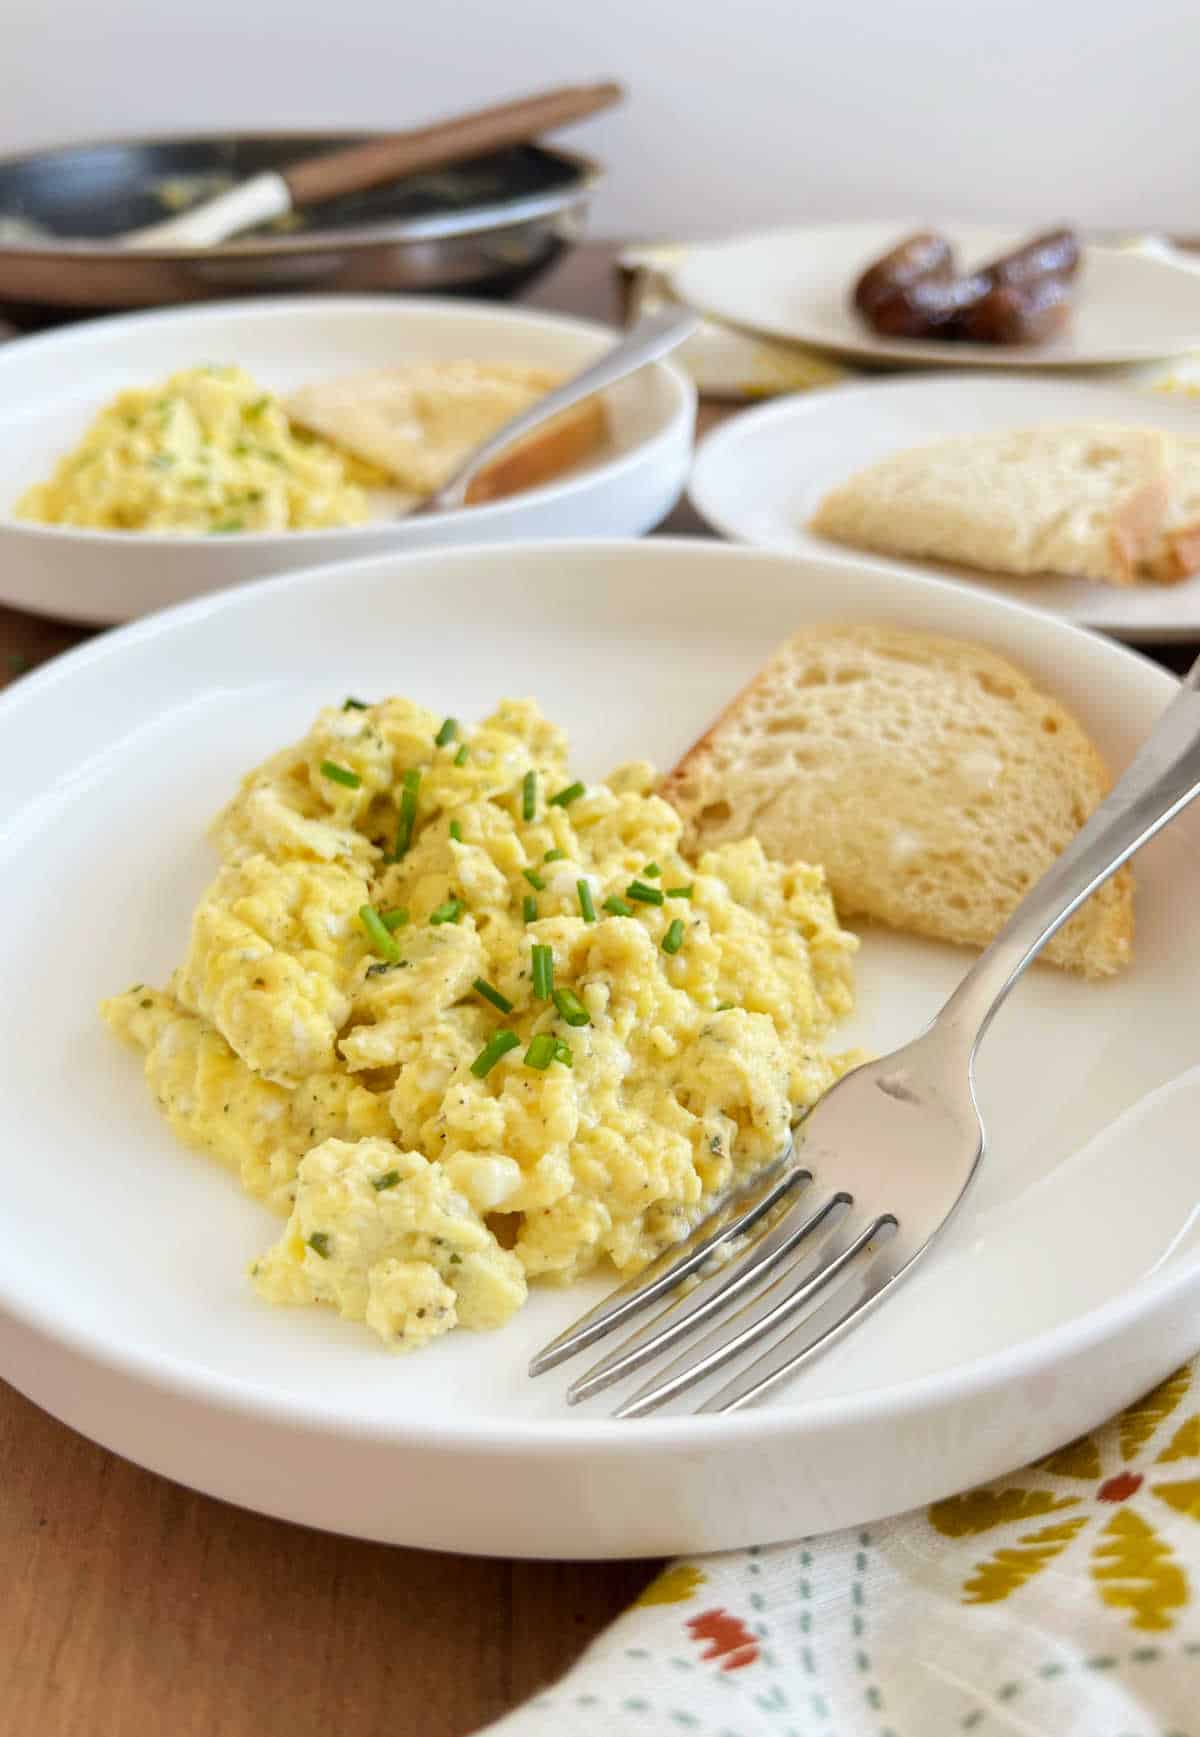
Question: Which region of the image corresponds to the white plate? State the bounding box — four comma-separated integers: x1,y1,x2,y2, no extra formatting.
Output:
1,538,1198,1560
671,222,1200,368
0,296,694,625
690,372,1200,641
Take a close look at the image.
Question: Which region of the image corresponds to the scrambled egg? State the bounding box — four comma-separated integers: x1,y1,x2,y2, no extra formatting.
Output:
102,698,858,1351
15,365,376,533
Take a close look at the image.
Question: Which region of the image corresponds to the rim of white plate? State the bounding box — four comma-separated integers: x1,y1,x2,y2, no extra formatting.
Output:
0,295,695,545
0,535,1193,1453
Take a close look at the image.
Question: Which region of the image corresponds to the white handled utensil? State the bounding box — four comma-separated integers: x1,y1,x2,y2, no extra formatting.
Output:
533,652,1200,1415
121,83,622,250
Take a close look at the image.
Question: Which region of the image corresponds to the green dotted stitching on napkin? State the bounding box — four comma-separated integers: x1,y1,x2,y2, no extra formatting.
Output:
959,1640,1200,1729
849,1529,891,1732
795,1562,830,1724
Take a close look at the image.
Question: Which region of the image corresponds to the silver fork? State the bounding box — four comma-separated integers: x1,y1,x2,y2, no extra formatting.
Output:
530,652,1200,1417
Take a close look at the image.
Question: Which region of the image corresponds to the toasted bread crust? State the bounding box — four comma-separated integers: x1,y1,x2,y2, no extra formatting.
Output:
1109,473,1173,584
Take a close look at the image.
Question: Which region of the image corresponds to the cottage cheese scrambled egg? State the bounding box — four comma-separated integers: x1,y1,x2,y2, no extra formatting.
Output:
102,697,858,1351
15,365,375,533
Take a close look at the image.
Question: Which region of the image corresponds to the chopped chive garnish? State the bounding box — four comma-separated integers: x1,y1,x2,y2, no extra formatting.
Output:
666,885,694,900
392,767,421,859
523,867,546,890
549,781,585,808
716,1000,735,1012
470,1028,519,1078
531,943,554,1000
359,904,401,962
380,906,410,931
435,717,458,748
342,696,369,711
553,1038,574,1068
552,986,590,1027
246,396,271,418
642,862,662,878
210,517,244,534
320,759,362,789
576,880,597,923
524,1032,559,1071
429,897,465,925
372,1170,401,1192
473,977,514,1015
307,1232,331,1259
522,894,538,923
662,918,685,955
449,820,463,842
626,880,665,906
602,895,633,917
544,847,567,862
522,769,537,821
454,744,469,766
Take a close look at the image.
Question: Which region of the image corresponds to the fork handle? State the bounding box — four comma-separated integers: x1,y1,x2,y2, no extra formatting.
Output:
939,651,1200,1049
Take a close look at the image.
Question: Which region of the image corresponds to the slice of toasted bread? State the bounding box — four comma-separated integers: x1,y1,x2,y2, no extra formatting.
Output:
810,424,1172,587
659,624,1133,978
286,361,608,501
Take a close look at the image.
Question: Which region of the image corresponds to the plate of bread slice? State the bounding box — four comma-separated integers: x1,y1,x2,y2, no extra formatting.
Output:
690,371,1200,641
0,537,1196,1556
0,295,694,623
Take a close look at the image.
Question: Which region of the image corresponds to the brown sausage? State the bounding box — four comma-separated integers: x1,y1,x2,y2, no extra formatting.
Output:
853,231,955,318
953,274,1073,344
865,271,990,338
979,227,1080,290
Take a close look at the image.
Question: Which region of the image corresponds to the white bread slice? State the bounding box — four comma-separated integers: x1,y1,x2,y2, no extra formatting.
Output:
810,424,1171,587
659,625,1133,978
1142,434,1200,582
286,361,607,503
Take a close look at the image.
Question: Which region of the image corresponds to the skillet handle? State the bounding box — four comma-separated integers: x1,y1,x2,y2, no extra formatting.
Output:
283,83,622,207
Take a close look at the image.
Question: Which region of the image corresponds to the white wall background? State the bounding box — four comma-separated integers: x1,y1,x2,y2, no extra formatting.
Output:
3,0,1198,238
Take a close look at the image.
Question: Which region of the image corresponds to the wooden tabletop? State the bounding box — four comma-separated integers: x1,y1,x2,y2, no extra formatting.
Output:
1,242,1194,1737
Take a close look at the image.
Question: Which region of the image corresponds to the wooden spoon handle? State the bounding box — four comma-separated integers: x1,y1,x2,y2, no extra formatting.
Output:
282,82,622,208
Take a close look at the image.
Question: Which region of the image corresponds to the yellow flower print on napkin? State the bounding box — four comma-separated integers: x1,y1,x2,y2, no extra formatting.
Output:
929,1368,1200,1631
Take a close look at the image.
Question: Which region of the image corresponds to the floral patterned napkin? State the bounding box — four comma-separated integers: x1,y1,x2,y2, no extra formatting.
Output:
484,1362,1200,1736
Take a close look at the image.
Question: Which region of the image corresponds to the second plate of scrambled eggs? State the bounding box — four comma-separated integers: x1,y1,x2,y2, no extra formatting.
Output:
103,694,859,1352
0,295,693,623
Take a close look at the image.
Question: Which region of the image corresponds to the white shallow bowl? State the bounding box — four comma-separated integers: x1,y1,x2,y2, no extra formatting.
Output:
671,222,1200,368
0,296,694,625
689,372,1200,642
1,538,1198,1560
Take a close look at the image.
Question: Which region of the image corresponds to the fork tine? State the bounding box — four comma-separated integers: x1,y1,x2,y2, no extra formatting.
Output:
614,1213,896,1419
566,1191,849,1402
697,1248,901,1414
528,1152,808,1376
